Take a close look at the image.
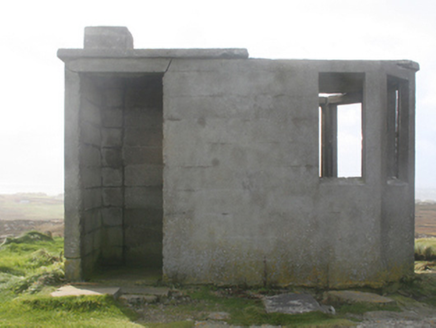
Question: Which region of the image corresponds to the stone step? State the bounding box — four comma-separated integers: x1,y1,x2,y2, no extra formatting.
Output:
119,286,170,297
118,294,158,305
51,285,121,298
263,293,335,315
51,284,174,303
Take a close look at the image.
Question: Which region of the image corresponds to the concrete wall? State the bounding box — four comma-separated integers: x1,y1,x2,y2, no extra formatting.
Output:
161,59,417,288
64,72,164,278
123,75,163,267
162,59,321,286
100,77,124,265
78,75,103,276
60,28,417,286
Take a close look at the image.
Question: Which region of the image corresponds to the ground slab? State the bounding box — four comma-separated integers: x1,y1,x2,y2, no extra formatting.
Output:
51,285,120,298
263,293,329,314
325,290,395,305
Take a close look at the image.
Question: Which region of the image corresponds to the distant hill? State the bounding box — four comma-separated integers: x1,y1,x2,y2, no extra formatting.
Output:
0,193,63,221
416,188,436,202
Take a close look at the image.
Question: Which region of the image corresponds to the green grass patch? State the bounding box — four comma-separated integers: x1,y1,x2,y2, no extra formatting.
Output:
146,322,194,328
415,238,436,261
0,294,141,327
336,302,401,315
0,232,144,327
0,231,64,297
175,287,354,327
397,271,436,306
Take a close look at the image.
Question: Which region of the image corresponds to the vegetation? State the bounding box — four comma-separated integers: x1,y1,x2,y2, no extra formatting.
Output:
415,203,436,237
0,231,64,295
0,231,140,327
415,238,436,261
134,286,355,327
1,230,436,327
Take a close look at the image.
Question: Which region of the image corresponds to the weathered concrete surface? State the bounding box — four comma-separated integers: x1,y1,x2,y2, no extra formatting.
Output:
51,285,120,298
84,26,133,49
59,26,418,287
325,291,395,305
119,286,170,297
57,48,249,60
119,294,158,305
263,293,327,314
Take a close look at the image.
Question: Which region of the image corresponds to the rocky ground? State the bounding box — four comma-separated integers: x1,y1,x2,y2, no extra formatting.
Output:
0,219,64,243
121,285,436,327
1,196,436,326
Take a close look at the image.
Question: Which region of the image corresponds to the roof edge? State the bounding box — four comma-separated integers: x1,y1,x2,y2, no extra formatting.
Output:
57,48,249,61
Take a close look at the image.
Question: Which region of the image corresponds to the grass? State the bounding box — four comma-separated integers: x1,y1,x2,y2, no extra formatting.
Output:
398,270,436,307
0,231,141,327
0,295,140,327
415,238,436,260
0,231,65,296
1,231,436,327
138,286,356,327
335,302,401,315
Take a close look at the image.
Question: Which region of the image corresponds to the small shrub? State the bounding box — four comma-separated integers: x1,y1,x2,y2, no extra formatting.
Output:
1,231,54,246
14,262,65,294
415,238,436,261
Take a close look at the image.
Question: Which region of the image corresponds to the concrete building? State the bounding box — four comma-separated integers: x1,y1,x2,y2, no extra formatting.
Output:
58,26,419,288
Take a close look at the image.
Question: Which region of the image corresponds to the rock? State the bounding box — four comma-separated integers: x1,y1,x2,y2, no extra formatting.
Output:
51,285,120,298
325,291,395,305
263,293,326,314
194,321,230,327
119,294,157,305
120,286,170,297
208,312,230,320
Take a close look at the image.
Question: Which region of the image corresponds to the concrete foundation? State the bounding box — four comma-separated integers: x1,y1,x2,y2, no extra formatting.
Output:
59,27,418,287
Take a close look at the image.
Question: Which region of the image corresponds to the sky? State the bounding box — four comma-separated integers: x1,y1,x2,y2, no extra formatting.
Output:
0,0,435,196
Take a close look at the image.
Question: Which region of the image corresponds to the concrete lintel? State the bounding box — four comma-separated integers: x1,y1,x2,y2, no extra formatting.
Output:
65,58,172,73
57,48,249,61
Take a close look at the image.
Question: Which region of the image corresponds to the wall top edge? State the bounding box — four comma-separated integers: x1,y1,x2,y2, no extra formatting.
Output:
57,48,250,61
56,49,419,72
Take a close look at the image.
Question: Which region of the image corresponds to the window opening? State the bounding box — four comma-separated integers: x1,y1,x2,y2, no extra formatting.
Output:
319,73,364,178
387,76,409,180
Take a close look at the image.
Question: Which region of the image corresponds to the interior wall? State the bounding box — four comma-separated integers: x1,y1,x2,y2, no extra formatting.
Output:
79,75,104,274
100,77,125,264
96,74,163,268
123,75,163,267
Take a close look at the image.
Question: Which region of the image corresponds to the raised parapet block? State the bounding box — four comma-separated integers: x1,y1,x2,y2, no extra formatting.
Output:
84,26,134,49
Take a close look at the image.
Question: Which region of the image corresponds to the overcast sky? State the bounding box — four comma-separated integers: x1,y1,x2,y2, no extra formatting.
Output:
0,0,435,195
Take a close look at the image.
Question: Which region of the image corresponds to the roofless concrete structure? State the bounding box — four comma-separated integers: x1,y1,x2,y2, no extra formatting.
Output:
58,27,419,287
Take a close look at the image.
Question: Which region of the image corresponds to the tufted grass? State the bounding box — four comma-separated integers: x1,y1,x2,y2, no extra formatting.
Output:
0,231,140,327
415,238,436,261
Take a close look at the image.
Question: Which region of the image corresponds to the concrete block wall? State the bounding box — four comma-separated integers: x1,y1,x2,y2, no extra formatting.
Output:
79,75,103,274
163,59,322,286
123,75,163,267
100,80,124,264
60,27,418,286
91,75,164,268
162,59,417,288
